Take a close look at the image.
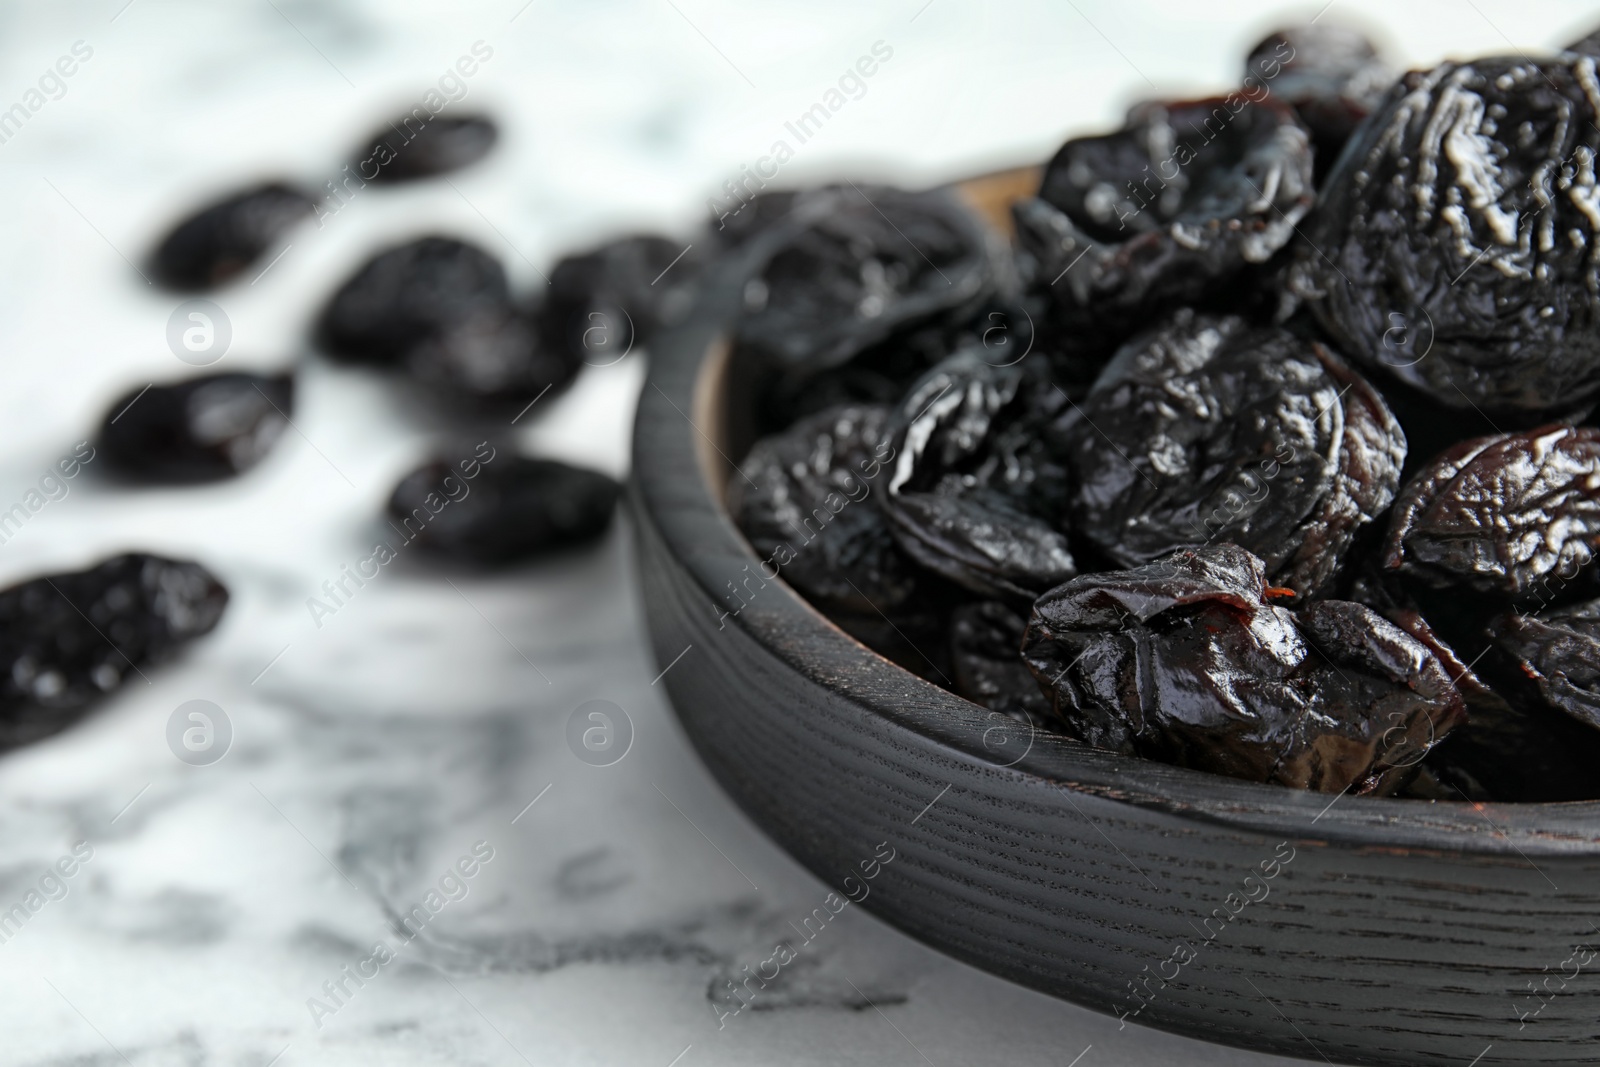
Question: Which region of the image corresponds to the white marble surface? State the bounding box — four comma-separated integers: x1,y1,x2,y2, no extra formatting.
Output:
0,1,1587,1064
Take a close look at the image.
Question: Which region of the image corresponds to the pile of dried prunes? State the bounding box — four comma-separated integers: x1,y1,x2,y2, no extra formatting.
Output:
729,23,1600,801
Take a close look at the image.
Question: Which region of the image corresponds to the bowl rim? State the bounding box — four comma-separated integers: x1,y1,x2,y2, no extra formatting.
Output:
632,198,1600,861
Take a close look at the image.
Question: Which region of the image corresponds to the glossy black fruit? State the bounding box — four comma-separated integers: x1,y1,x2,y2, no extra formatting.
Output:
388,454,619,564
149,182,315,290
353,114,498,183
100,372,293,483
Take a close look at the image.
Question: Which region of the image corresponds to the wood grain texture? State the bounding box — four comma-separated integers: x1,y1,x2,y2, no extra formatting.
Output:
630,215,1600,1066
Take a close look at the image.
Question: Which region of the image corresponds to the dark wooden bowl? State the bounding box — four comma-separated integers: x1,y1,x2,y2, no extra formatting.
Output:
630,175,1600,1066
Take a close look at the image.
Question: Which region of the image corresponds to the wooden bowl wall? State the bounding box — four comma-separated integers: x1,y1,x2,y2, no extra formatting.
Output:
629,177,1600,1066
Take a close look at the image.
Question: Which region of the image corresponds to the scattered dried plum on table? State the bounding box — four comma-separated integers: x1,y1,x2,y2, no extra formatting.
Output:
353,114,498,183
1290,55,1600,414
949,600,1051,725
539,236,704,364
1381,425,1600,599
99,372,292,483
388,454,618,564
728,404,913,613
1021,544,1466,794
318,236,512,365
149,182,315,290
405,310,579,406
1063,309,1403,596
1013,96,1313,350
735,184,999,393
881,347,1075,604
0,554,228,746
1244,25,1393,182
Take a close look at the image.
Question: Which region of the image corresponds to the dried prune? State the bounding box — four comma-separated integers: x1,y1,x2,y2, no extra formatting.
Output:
882,348,1075,604
149,182,315,290
728,405,913,613
1013,96,1313,347
0,554,228,746
405,310,579,405
1291,56,1600,413
1490,599,1600,730
539,236,704,364
1064,310,1403,596
353,114,498,183
949,601,1051,725
736,185,999,390
318,236,511,365
99,372,293,483
1382,425,1600,598
1021,544,1466,794
1244,25,1393,182
388,454,618,564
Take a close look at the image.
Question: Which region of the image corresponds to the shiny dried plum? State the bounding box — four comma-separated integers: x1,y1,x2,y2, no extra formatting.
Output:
949,600,1051,725
149,182,315,290
736,185,999,390
1490,599,1600,730
1382,425,1600,598
1291,55,1600,413
539,236,704,365
388,452,618,564
728,404,912,613
1013,96,1313,346
405,310,579,405
99,372,292,483
1244,25,1393,182
881,348,1075,604
1021,544,1466,794
318,237,511,365
353,114,498,183
1064,309,1403,596
0,554,227,746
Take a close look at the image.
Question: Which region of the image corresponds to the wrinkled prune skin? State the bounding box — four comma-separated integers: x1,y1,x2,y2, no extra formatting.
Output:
1014,97,1313,348
736,185,999,390
388,456,618,564
708,190,799,248
1021,545,1465,794
1490,599,1600,730
728,405,913,614
1064,310,1403,596
405,310,580,405
0,554,227,745
150,182,315,290
318,237,511,365
353,115,498,183
1292,56,1600,414
1382,425,1600,599
949,601,1052,725
1245,25,1393,182
100,372,292,483
539,236,704,364
882,348,1075,604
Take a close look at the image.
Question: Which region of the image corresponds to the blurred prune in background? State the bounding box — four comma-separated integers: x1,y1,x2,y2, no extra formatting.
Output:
949,600,1052,725
100,372,293,484
1244,24,1393,182
388,451,619,565
318,236,513,365
149,182,316,290
405,310,579,407
351,114,499,183
0,554,228,747
539,235,706,365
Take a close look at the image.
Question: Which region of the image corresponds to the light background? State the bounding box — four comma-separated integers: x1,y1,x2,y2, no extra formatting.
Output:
0,2,1583,1064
